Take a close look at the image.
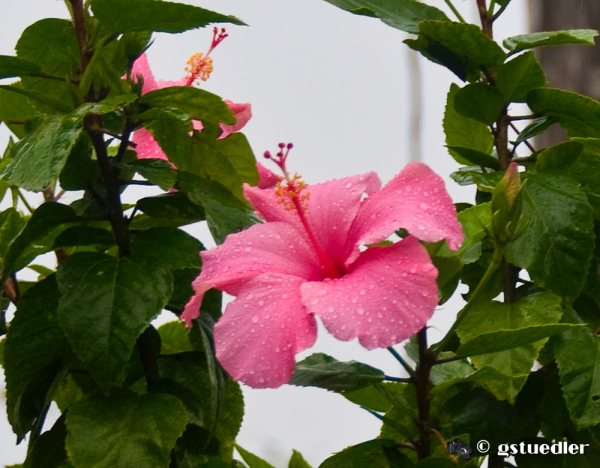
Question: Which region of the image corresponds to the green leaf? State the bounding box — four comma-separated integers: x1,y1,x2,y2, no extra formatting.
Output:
319,0,448,34
527,88,600,139
320,440,414,468
157,321,193,355
536,141,584,173
444,84,494,165
130,227,202,270
418,20,506,69
23,415,67,468
504,29,598,52
0,55,42,79
52,226,115,249
185,127,258,201
57,252,173,391
342,382,403,413
289,353,384,392
0,83,36,139
454,83,505,126
235,445,275,468
178,172,259,244
457,293,563,402
445,147,500,170
1,115,83,191
0,208,26,261
140,86,236,125
139,108,193,165
515,116,558,145
458,324,583,357
66,391,188,468
554,308,600,428
1,203,77,283
136,192,206,224
505,172,595,298
496,51,546,103
122,159,177,191
288,450,312,468
0,84,73,114
91,0,245,34
15,19,80,110
4,276,68,440
568,140,600,218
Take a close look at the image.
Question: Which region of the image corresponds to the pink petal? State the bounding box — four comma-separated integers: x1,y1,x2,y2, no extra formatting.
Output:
220,101,252,139
304,173,381,268
243,184,303,228
181,222,323,326
215,273,317,388
346,162,463,265
256,162,282,189
157,78,188,88
193,120,204,133
131,53,158,94
132,128,168,160
301,236,438,350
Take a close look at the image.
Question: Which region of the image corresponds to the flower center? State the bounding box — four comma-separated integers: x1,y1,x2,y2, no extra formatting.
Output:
265,144,344,279
184,27,228,86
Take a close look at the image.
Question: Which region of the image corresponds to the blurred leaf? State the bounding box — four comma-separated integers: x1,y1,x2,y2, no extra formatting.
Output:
0,208,25,260
157,321,193,355
288,450,312,468
555,308,600,428
0,55,42,79
515,116,558,145
59,134,98,191
505,172,595,298
445,146,500,170
320,439,415,468
527,88,600,139
167,267,201,311
504,29,598,52
536,140,584,173
342,382,404,413
91,0,245,34
496,51,546,103
289,353,384,392
57,252,173,391
444,84,494,165
4,276,68,440
454,83,505,126
320,0,448,34
66,391,187,468
23,415,67,468
236,445,275,468
0,83,36,138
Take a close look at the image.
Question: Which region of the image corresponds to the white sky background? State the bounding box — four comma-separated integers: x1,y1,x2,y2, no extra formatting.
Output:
0,0,529,466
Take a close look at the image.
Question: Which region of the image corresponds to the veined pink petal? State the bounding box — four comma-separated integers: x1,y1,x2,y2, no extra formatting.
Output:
132,128,167,160
181,222,323,326
256,162,282,189
243,184,303,228
131,53,158,94
157,78,188,88
346,162,463,266
215,273,317,388
220,101,252,139
301,236,438,350
304,173,381,268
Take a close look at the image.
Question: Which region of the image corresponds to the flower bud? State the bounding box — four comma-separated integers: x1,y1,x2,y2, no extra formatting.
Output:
491,162,525,244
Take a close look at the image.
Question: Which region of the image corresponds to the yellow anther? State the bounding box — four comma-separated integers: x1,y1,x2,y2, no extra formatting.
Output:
185,52,214,85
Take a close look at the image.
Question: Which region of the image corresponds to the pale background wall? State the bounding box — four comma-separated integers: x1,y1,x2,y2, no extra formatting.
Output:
0,1,528,466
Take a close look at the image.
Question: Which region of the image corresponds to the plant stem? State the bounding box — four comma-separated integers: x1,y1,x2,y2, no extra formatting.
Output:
16,189,34,213
476,0,493,39
69,0,91,70
444,0,466,23
414,327,433,460
387,347,416,378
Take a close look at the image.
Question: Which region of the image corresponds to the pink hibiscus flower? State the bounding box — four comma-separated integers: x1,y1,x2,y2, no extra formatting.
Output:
130,28,252,161
182,145,463,388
